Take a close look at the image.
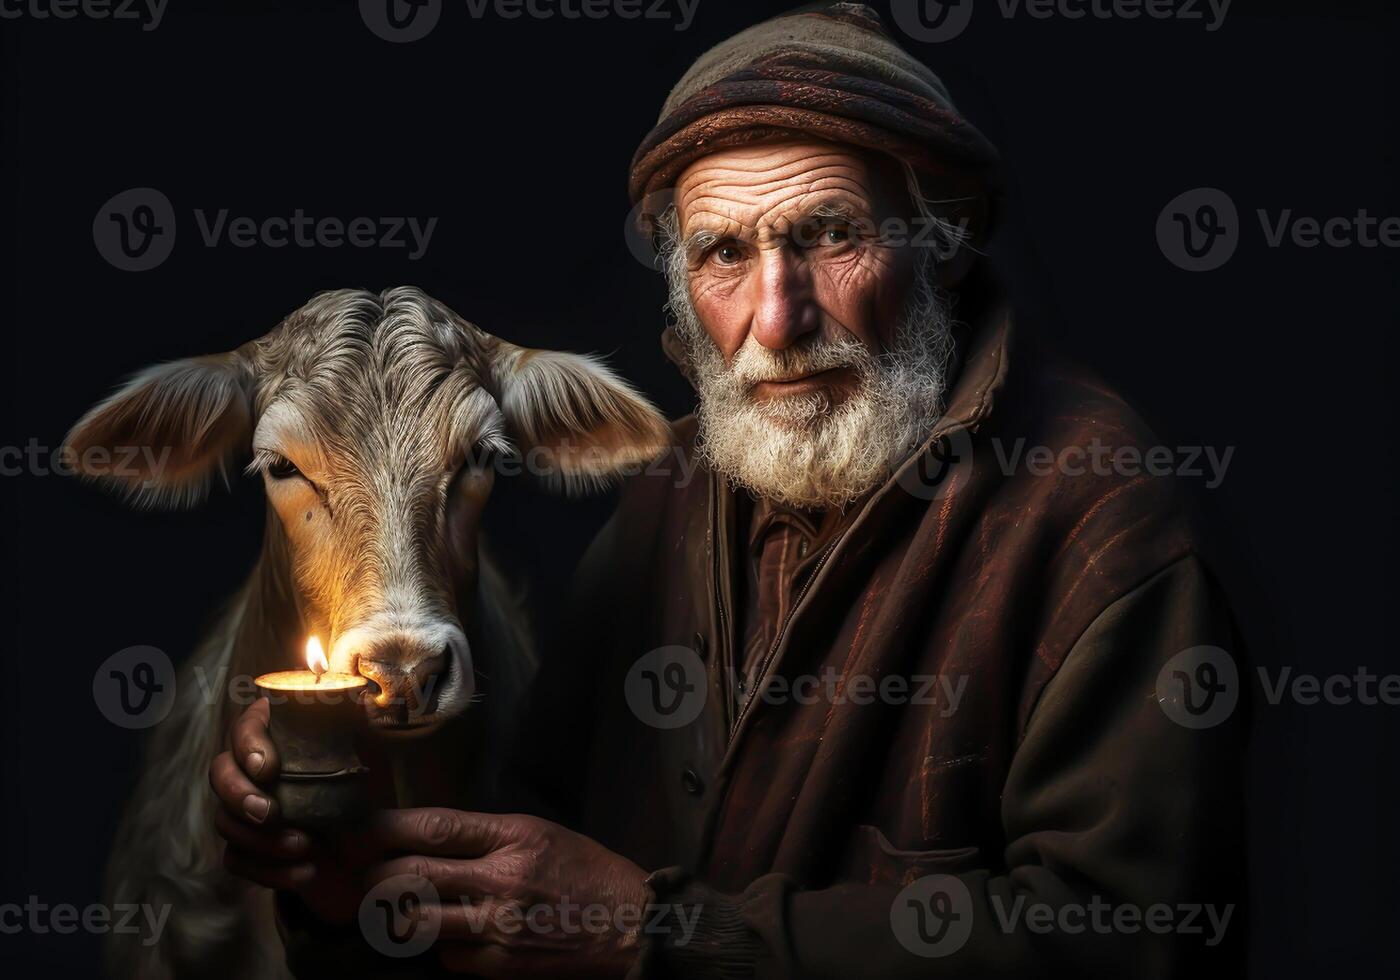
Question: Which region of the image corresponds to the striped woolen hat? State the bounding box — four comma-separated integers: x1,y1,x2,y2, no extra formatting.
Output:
628,2,1002,242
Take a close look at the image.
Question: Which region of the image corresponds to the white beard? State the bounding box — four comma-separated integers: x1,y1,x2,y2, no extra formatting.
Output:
669,258,956,510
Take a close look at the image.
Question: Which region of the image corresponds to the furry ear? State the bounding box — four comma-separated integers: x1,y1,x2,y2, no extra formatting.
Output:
486,341,672,492
63,352,253,509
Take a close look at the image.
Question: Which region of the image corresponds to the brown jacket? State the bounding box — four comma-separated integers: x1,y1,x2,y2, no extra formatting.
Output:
522,281,1247,978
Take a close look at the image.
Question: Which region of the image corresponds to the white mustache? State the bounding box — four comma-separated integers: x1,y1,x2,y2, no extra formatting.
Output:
729,335,870,389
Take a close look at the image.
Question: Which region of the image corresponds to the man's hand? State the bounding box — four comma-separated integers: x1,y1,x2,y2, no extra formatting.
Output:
366,808,650,978
208,697,367,924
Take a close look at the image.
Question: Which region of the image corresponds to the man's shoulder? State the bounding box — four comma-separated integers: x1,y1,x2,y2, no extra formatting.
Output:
1003,353,1164,455
987,351,1200,513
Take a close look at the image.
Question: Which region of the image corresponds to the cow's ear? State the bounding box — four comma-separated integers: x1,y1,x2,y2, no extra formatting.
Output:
63,352,253,509
486,340,671,493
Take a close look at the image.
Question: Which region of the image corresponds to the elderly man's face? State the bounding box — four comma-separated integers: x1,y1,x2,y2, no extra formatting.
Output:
675,141,916,410
665,140,955,511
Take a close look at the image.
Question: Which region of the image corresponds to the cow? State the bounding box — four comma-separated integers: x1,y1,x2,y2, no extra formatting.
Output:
63,286,671,979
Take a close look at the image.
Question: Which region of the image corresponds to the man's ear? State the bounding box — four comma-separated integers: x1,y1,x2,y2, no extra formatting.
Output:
486,340,672,492
63,352,253,509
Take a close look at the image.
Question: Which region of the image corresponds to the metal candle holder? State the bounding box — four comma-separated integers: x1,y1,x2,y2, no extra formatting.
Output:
254,672,371,831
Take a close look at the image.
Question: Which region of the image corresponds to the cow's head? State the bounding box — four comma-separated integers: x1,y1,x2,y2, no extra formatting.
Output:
65,287,670,733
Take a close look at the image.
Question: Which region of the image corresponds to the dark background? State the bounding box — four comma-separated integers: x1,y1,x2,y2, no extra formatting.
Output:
2,0,1396,974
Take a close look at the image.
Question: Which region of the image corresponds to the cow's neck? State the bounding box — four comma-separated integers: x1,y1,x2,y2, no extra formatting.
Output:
229,521,303,680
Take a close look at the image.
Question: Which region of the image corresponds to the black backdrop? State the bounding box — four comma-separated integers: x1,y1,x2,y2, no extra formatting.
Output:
2,0,1396,974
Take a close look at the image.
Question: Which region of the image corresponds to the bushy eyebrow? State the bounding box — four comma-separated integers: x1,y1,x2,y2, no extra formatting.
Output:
680,193,870,254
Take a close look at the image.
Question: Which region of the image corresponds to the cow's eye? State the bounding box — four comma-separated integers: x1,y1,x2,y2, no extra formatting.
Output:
266,455,302,481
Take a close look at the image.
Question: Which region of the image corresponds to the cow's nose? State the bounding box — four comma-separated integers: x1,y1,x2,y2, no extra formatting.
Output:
357,644,450,723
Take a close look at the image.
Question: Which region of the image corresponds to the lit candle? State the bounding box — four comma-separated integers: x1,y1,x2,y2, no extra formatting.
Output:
254,637,371,830
255,636,365,694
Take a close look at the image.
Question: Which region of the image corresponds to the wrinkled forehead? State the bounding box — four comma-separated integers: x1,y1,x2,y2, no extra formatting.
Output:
247,289,503,471
675,141,905,240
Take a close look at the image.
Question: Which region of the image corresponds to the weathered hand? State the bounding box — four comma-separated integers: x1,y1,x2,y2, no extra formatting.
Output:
365,808,650,978
208,697,368,925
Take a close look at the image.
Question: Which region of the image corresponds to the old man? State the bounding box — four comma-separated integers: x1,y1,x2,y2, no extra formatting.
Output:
212,4,1245,977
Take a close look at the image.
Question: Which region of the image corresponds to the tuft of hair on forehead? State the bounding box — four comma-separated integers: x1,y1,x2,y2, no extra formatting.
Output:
251,288,480,398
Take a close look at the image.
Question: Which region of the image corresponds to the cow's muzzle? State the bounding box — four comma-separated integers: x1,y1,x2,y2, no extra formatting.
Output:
343,624,473,732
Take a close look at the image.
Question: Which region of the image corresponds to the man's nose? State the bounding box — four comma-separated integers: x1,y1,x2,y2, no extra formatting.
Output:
749,246,820,350
356,637,450,719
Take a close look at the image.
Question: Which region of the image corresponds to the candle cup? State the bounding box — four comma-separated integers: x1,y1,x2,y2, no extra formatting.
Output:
254,672,371,831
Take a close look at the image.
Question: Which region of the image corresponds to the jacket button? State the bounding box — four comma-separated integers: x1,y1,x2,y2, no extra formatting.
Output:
681,768,704,796
692,632,707,657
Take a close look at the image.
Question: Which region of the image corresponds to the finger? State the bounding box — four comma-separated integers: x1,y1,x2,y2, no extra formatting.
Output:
214,807,310,862
209,751,279,825
421,900,504,942
222,846,316,891
230,698,279,784
368,808,506,858
365,855,500,901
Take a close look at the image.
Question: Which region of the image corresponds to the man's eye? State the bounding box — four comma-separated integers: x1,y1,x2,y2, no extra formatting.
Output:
824,226,851,245
712,244,743,265
267,455,302,480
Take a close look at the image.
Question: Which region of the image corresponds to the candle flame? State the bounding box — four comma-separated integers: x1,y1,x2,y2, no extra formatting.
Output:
305,636,328,677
